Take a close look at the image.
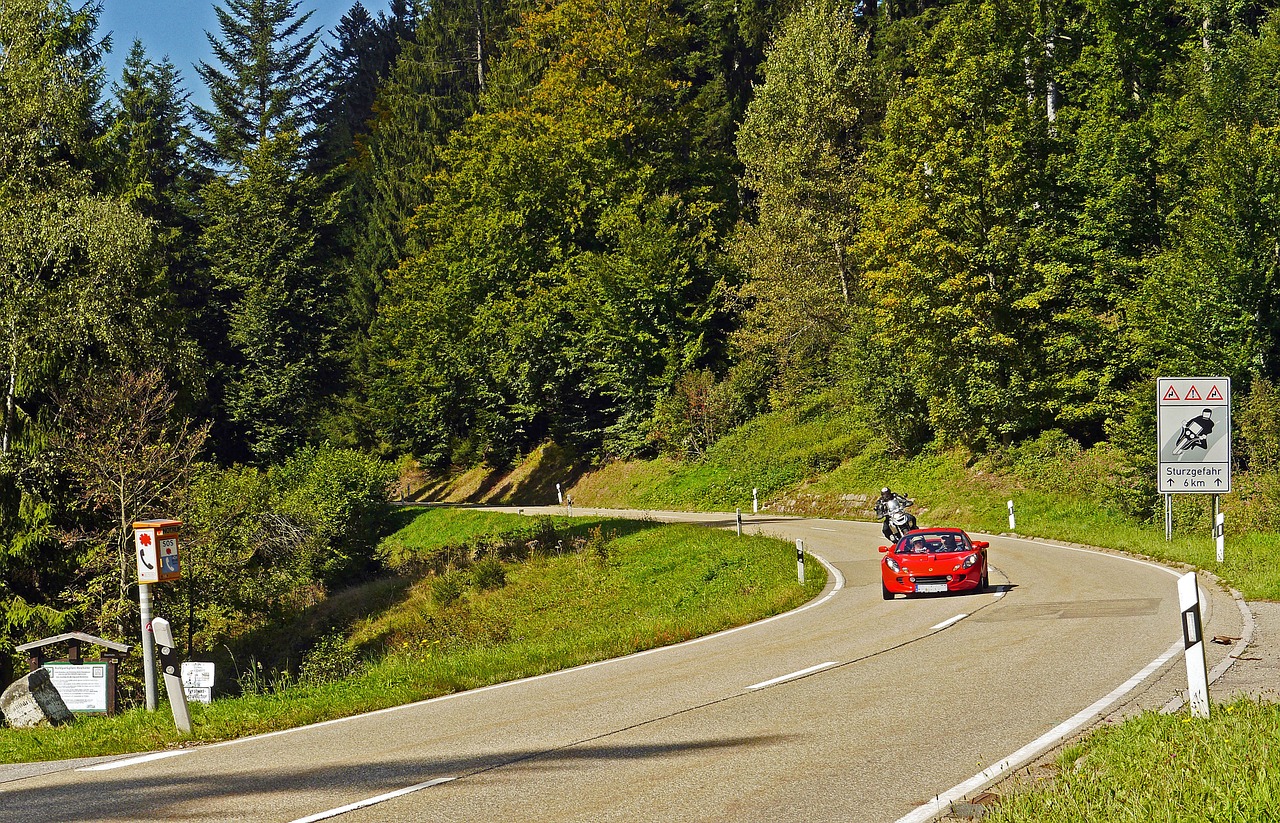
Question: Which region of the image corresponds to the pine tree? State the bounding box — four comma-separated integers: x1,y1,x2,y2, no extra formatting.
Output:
194,0,324,167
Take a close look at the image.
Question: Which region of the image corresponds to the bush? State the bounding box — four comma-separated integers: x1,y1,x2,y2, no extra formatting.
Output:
431,571,466,607
298,634,362,687
471,557,507,590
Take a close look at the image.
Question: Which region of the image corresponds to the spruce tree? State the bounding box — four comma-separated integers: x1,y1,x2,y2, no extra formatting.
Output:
194,0,323,167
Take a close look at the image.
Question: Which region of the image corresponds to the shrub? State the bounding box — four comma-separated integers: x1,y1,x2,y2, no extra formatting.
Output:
431,571,466,607
471,557,507,590
298,634,362,687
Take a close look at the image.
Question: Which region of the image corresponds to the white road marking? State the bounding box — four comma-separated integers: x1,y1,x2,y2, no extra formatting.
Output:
896,530,1250,823
929,614,968,631
190,545,846,754
894,639,1183,823
289,777,456,823
77,750,190,771
811,527,838,532
747,661,840,691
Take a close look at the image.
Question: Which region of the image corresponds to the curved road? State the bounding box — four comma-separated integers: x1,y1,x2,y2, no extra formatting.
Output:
0,509,1244,822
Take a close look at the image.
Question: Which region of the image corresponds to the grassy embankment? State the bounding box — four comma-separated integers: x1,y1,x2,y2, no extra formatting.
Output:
555,393,1280,817
0,509,823,764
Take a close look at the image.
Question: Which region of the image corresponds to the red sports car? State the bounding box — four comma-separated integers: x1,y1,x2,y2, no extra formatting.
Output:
879,528,989,599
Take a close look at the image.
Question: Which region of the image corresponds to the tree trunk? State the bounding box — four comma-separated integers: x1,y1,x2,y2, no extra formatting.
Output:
474,0,485,90
3,333,16,456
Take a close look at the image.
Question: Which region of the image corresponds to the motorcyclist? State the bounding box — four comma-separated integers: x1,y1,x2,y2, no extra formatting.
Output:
874,487,918,540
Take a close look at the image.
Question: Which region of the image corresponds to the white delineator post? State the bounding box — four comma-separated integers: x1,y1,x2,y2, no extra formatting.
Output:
1007,500,1016,531
796,539,805,585
1215,511,1225,564
152,617,191,733
1178,572,1211,718
556,482,563,505
752,488,759,514
736,508,742,537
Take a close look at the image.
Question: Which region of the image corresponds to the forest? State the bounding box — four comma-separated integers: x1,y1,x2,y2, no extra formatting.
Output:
2,0,1279,693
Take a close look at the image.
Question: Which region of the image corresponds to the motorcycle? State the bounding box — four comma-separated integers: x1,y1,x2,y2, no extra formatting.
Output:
880,497,916,541
1173,410,1215,456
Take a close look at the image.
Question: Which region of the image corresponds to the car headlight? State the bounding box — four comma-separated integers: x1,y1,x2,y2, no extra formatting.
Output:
885,556,901,573
959,553,979,569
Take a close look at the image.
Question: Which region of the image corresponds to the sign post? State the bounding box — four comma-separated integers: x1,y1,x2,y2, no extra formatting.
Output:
134,519,183,712
1157,377,1231,548
1178,572,1211,718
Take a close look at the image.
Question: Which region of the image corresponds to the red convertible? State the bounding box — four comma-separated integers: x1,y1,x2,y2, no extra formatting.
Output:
879,528,989,599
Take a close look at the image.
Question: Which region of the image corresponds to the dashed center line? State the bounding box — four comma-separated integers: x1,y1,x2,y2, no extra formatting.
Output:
289,777,457,823
930,613,969,631
746,661,840,691
78,751,191,771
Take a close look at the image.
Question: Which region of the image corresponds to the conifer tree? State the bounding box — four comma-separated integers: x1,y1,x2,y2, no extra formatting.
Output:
194,0,323,167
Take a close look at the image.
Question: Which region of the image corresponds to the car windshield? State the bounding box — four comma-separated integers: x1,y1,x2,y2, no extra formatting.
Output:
897,533,969,554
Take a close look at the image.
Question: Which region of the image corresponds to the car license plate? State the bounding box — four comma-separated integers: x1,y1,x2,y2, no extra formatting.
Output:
916,582,948,594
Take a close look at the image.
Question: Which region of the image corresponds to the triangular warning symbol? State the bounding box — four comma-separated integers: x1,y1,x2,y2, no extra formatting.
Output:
1185,385,1202,400
1206,385,1223,401
1163,386,1180,401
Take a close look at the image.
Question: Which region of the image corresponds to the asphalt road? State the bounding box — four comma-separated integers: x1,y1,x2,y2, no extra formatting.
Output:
0,509,1243,822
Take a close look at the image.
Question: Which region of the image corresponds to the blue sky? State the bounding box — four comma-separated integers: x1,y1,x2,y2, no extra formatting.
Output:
98,1,391,109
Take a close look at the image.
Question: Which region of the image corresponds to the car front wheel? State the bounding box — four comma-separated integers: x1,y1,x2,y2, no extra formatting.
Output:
882,582,893,600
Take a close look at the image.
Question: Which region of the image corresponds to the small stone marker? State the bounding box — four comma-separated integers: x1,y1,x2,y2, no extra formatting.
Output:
0,668,75,729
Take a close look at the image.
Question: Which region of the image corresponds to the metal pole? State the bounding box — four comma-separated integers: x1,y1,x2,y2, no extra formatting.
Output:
1165,494,1173,542
139,583,157,711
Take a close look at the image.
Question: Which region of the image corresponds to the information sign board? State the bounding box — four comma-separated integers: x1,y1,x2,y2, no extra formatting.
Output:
182,661,215,704
1157,377,1231,494
43,662,109,713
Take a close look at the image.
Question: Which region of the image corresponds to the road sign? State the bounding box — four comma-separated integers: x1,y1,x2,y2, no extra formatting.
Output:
133,519,182,583
1157,377,1231,494
135,528,159,584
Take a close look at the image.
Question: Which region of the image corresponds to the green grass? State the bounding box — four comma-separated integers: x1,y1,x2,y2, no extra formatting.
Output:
572,400,1280,601
572,392,876,510
984,699,1280,821
0,509,824,764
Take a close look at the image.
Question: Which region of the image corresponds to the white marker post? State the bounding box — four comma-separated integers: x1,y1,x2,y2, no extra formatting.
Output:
796,539,805,585
1178,572,1210,718
556,482,563,505
1215,510,1225,564
1007,500,1016,531
752,488,759,514
151,618,192,733
736,508,742,537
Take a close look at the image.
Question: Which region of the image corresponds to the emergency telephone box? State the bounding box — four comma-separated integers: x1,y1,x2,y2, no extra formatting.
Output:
133,519,182,583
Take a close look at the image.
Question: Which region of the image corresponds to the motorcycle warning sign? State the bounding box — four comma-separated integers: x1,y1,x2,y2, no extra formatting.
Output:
1157,377,1231,494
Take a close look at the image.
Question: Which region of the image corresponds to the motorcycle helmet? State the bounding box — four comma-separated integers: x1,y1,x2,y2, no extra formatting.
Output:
881,487,890,495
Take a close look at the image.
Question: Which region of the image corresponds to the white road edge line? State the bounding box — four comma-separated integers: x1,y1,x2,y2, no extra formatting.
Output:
929,614,968,631
894,639,1183,823
746,661,839,691
289,777,457,823
896,530,1249,823
189,538,846,754
811,527,838,532
77,750,191,771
